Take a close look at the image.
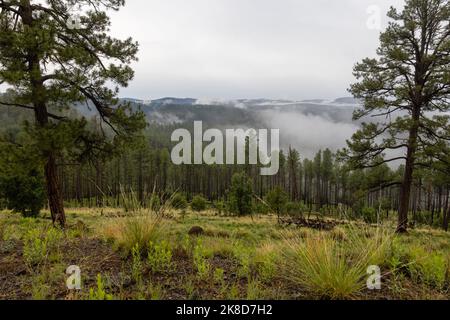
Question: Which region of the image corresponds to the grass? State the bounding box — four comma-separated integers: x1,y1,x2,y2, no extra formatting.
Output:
280,225,393,299
0,208,449,300
147,240,173,273
89,274,114,300
192,239,212,280
389,236,449,290
23,227,63,268
99,213,164,255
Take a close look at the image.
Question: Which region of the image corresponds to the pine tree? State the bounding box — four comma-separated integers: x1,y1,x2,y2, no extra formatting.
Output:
0,0,145,227
344,0,450,233
228,172,253,216
266,186,288,217
287,147,300,201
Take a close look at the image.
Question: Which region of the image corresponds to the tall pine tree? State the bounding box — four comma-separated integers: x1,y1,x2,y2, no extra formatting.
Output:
0,0,145,227
345,0,450,233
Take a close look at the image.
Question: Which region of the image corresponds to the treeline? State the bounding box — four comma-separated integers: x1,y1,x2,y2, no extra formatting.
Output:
0,103,448,230
51,124,449,231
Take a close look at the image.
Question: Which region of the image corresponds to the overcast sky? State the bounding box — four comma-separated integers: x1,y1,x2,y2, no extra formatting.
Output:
107,0,405,100
0,0,404,101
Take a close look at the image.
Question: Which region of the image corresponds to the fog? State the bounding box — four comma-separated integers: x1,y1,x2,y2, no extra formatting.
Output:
259,109,359,158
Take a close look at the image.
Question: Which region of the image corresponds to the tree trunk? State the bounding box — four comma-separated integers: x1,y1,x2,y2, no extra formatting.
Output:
45,153,66,227
22,0,66,228
443,207,449,232
397,108,420,233
443,188,449,232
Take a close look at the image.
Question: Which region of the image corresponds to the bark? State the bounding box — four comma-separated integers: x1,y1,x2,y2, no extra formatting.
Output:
397,108,420,233
22,0,66,227
45,154,66,227
443,188,449,232
443,207,449,232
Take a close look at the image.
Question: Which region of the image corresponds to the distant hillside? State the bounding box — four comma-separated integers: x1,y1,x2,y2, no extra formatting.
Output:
116,96,360,127
0,93,361,158
332,97,360,105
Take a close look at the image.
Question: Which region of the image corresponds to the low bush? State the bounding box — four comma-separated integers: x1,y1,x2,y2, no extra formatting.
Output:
361,207,378,224
131,243,143,284
193,240,211,280
408,246,447,290
286,202,307,217
191,195,208,212
0,171,46,218
212,200,227,215
171,193,188,210
213,268,225,285
89,274,113,300
265,187,288,216
147,240,172,273
254,244,278,283
23,228,63,267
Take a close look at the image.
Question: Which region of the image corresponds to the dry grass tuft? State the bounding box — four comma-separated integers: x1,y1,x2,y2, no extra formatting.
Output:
100,214,164,255
280,224,393,299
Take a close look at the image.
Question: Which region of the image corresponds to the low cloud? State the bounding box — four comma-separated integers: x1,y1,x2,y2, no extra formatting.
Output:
195,98,246,109
259,110,359,158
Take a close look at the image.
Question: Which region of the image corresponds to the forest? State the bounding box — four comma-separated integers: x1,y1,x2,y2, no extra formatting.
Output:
0,0,449,301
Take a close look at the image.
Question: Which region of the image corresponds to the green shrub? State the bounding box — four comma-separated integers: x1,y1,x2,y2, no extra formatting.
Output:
246,278,265,300
0,170,46,218
408,246,447,289
212,200,226,215
119,187,141,213
23,228,63,267
361,207,378,224
254,247,278,283
89,274,113,300
266,187,288,216
131,243,143,283
350,189,366,219
414,211,433,225
149,194,161,212
253,201,269,215
213,268,225,285
31,273,51,300
233,244,253,279
147,240,173,273
193,240,211,280
286,202,307,217
171,193,188,210
191,195,207,212
228,172,253,216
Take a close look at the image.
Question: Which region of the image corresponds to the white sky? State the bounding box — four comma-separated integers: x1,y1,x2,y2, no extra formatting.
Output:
107,0,405,100
0,0,405,101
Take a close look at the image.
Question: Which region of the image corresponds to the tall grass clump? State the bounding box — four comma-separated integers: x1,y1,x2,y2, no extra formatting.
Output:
100,187,174,255
280,224,393,299
101,214,164,255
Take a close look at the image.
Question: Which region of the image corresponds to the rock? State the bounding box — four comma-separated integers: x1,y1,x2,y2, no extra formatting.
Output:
188,226,205,236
